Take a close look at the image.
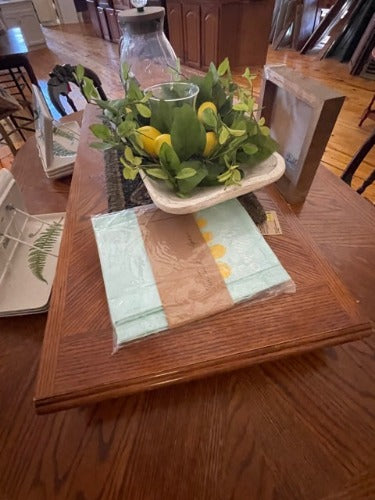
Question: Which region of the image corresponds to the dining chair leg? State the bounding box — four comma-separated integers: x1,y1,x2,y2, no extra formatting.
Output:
0,122,17,155
20,56,39,87
342,130,375,186
358,170,375,195
359,95,375,127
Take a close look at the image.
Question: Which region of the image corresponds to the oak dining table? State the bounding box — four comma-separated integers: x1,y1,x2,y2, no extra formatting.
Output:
1,109,375,499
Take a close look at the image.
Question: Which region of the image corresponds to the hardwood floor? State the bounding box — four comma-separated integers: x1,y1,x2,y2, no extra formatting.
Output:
2,22,375,201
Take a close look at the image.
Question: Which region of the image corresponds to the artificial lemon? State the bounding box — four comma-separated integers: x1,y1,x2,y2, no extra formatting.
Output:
154,133,172,156
197,101,217,122
203,131,218,157
137,126,161,156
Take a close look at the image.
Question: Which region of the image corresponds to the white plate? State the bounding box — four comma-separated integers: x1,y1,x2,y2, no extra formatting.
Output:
141,152,285,215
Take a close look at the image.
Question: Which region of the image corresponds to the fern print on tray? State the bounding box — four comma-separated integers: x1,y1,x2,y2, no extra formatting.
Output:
28,219,63,283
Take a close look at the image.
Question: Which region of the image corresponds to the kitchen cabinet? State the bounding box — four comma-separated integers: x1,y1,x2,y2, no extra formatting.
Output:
86,0,102,37
200,3,218,70
112,0,130,8
182,3,200,68
166,0,275,71
97,4,111,41
166,1,183,60
105,7,121,43
0,0,46,48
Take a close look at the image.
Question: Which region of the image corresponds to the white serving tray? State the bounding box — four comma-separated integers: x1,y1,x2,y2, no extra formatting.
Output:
141,152,285,214
0,169,65,317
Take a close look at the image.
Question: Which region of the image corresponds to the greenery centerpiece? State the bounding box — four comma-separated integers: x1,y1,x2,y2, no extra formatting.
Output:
76,59,278,197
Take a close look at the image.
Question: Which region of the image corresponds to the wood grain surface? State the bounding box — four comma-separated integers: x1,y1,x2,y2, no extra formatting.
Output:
1,25,375,498
1,123,375,499
32,104,372,414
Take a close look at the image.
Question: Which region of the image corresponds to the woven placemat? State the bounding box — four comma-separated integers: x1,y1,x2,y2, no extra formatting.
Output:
103,149,266,225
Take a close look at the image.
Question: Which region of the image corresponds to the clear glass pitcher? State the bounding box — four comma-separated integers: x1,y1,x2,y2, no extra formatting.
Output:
118,6,178,90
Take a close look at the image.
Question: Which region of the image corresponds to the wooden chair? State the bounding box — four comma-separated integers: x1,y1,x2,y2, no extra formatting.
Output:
47,64,107,117
341,130,375,195
0,90,35,155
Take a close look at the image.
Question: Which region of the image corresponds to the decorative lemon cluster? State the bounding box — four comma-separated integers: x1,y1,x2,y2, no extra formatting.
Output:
136,101,219,159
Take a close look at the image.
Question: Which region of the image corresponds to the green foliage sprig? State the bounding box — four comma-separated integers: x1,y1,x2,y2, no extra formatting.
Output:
76,59,278,197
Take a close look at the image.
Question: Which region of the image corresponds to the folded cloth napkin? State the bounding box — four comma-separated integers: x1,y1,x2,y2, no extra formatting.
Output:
92,199,295,349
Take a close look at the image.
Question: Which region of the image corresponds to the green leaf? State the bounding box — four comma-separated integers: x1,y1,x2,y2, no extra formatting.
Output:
258,117,265,126
159,142,180,174
117,120,135,137
232,169,241,183
247,121,258,136
217,170,232,183
127,78,143,101
212,82,228,111
227,128,246,137
121,62,130,82
233,103,248,112
176,161,208,194
90,124,112,141
219,127,230,145
171,104,206,161
147,168,169,180
190,72,214,107
150,100,175,133
124,146,136,163
202,108,217,130
82,76,99,100
75,64,84,83
122,161,138,180
132,156,142,166
209,62,219,83
247,97,255,113
242,143,258,155
199,162,225,186
218,58,229,76
242,67,251,80
90,141,113,150
260,125,270,136
94,100,117,112
175,167,197,179
136,103,151,118
242,67,257,83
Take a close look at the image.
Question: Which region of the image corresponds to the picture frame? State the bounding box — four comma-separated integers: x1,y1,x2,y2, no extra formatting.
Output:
32,83,54,166
258,65,345,203
32,84,80,179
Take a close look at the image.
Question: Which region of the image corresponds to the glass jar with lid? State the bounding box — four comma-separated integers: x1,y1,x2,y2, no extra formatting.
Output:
118,5,178,90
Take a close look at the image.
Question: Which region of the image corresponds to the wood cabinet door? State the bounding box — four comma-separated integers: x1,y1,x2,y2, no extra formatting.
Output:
112,0,130,9
166,1,184,61
182,3,201,69
201,3,219,70
97,6,111,41
86,0,103,38
105,7,121,43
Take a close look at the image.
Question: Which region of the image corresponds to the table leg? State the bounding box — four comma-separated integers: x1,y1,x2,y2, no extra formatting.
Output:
20,56,39,87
